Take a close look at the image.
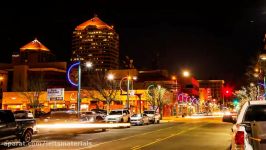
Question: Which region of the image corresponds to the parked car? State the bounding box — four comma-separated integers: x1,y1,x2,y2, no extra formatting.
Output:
42,110,79,123
81,111,97,116
0,110,37,144
34,110,49,118
143,110,160,124
13,110,34,119
80,115,105,123
130,113,149,125
105,109,130,123
223,101,266,150
91,109,107,115
91,109,107,119
39,110,107,132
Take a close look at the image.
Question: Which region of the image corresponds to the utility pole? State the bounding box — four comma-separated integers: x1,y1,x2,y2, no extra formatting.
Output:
77,60,81,114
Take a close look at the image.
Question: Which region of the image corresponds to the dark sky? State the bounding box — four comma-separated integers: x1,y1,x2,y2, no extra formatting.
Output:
0,0,266,87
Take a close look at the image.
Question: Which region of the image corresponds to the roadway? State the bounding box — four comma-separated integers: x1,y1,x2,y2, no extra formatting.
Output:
5,118,232,150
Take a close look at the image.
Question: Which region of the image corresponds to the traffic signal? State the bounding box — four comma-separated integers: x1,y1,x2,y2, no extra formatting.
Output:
223,87,233,97
233,99,239,106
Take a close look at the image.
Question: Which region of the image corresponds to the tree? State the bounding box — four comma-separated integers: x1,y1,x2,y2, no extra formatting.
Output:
87,71,119,114
234,84,257,109
19,75,46,117
146,84,171,119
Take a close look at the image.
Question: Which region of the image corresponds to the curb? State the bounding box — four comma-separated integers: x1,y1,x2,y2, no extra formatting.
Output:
160,120,175,123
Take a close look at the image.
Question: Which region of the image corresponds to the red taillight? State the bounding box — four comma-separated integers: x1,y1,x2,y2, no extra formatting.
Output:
235,131,244,145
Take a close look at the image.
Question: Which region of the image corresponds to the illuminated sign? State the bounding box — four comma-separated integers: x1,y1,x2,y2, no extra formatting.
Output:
177,93,199,104
47,88,64,101
67,62,80,87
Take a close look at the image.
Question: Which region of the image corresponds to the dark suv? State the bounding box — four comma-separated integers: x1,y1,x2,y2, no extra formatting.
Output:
0,110,37,144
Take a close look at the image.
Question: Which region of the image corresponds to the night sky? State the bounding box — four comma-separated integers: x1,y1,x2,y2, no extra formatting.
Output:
0,0,266,87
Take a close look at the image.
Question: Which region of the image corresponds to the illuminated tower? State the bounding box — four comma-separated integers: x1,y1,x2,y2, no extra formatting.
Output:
71,15,119,71
13,38,55,64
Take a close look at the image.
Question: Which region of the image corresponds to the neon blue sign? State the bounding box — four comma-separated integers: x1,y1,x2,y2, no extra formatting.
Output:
67,62,80,87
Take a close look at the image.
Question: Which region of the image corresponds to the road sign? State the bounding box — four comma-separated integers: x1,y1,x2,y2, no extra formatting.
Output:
47,88,64,101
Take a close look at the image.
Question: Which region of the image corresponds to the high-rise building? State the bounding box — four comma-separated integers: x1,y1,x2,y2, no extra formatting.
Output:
71,15,119,71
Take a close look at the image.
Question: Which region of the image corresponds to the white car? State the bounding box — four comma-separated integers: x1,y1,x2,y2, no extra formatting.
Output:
224,101,266,150
143,110,160,124
130,113,149,125
105,109,130,123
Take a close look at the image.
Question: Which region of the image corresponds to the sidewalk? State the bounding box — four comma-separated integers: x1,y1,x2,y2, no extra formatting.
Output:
161,115,223,123
160,116,185,123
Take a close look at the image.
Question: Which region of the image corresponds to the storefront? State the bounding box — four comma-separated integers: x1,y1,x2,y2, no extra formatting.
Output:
2,90,163,114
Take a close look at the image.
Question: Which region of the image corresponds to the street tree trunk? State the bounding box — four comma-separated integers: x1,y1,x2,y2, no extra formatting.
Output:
106,101,110,115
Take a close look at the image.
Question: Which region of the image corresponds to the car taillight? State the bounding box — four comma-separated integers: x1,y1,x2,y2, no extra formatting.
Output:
235,131,244,145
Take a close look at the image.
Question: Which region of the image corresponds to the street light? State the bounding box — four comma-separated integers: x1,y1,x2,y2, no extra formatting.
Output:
77,61,93,114
85,61,93,68
120,76,137,109
183,71,190,77
107,73,114,81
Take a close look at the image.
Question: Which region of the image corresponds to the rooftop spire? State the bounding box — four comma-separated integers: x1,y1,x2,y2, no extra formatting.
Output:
20,38,50,52
75,15,113,30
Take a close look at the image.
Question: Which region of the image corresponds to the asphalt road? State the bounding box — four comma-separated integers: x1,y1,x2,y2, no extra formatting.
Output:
4,118,232,150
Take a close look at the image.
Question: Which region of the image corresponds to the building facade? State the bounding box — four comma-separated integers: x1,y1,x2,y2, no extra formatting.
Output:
0,38,67,93
198,80,224,104
71,15,119,71
2,90,160,114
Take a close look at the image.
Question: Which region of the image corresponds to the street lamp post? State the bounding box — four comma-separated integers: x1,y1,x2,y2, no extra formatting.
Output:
77,61,81,114
119,76,137,109
171,76,177,93
259,53,266,100
127,77,130,109
172,76,178,116
67,60,92,115
0,75,3,101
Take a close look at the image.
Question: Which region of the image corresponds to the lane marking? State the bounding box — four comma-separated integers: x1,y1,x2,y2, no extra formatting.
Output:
131,124,205,150
78,123,185,150
131,145,141,149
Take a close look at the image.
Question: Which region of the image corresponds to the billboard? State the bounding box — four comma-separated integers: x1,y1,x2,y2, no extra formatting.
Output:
47,88,64,101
